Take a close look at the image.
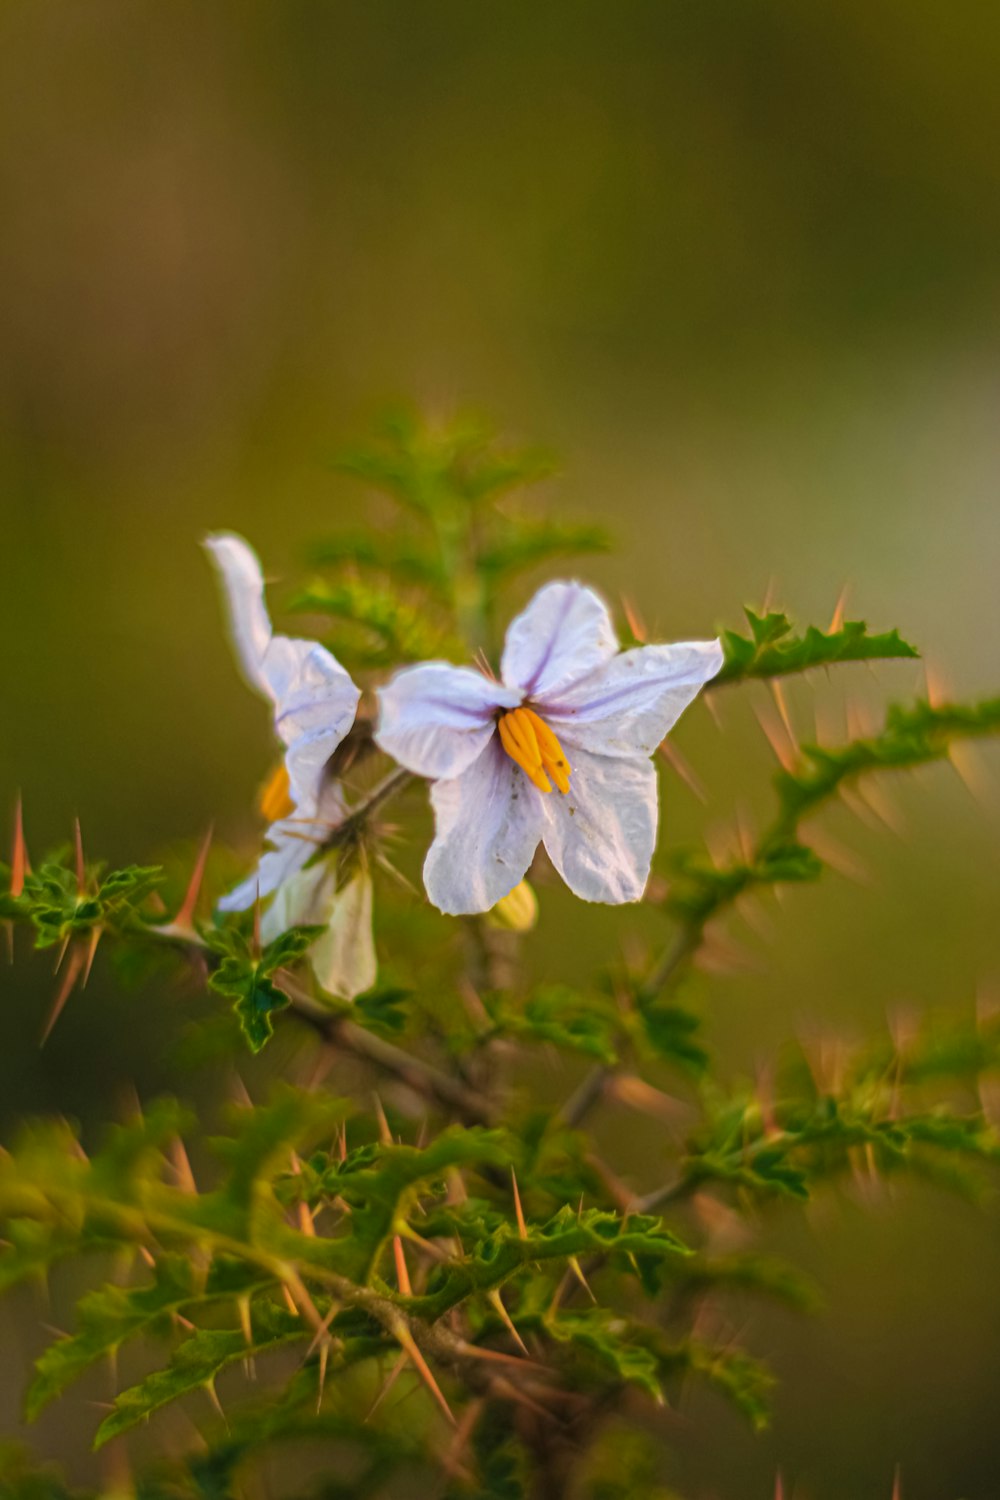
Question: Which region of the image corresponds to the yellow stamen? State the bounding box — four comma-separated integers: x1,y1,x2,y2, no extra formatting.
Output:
510,707,543,766
498,708,572,795
498,714,551,793
520,707,572,794
259,763,294,822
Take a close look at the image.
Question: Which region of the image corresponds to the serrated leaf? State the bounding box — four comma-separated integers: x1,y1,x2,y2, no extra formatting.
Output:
548,1310,661,1399
477,519,611,582
714,609,919,686
638,1004,708,1074
93,1302,304,1449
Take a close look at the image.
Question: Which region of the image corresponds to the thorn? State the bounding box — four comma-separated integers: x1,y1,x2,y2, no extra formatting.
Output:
41,946,86,1045
316,1338,328,1410
487,1289,530,1355
774,1471,785,1500
484,1373,551,1418
751,699,797,772
392,1320,456,1426
169,1135,197,1194
567,1256,597,1303
769,679,795,747
607,1074,687,1124
82,926,102,987
11,795,28,897
949,741,993,806
282,1268,325,1334
53,931,71,975
657,737,707,802
440,1397,484,1479
510,1166,527,1240
281,1283,299,1318
856,778,906,836
393,1235,412,1296
338,1121,348,1162
373,1093,392,1146
829,581,850,634
924,660,948,710
892,1462,901,1500
704,691,724,730
204,1381,228,1428
806,827,874,886
289,1151,317,1238
305,1298,341,1360
230,1070,253,1108
74,818,85,895
621,594,647,643
174,825,214,932
473,647,497,682
365,1350,409,1422
238,1294,252,1346
761,576,777,615
455,1339,546,1371
251,883,263,958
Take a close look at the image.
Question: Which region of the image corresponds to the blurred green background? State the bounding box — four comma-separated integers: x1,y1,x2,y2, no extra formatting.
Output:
2,3,1000,1496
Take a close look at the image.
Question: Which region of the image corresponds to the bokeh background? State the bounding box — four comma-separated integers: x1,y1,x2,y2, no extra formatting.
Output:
2,3,1000,1497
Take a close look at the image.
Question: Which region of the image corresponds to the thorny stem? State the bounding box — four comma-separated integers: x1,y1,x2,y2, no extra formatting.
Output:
281,975,496,1126
320,765,414,852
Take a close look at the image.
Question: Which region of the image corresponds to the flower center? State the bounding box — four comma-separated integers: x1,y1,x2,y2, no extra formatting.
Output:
497,707,572,795
259,763,294,822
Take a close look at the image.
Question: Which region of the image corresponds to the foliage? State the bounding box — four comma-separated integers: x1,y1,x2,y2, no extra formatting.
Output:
2,414,998,1499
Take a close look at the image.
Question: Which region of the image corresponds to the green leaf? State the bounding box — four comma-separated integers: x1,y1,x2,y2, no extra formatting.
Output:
26,1256,267,1421
408,1205,690,1321
206,927,319,1052
93,1301,305,1449
26,1257,195,1420
638,1004,708,1074
484,986,620,1064
548,1310,662,1400
352,985,412,1037
477,519,611,582
286,578,454,667
713,608,919,686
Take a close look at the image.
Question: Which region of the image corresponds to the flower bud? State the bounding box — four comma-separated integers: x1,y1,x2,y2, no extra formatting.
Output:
486,879,538,932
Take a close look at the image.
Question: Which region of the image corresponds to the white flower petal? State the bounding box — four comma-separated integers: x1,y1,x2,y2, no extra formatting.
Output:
219,784,343,914
259,859,334,943
424,739,544,915
375,661,519,779
542,639,723,758
204,533,360,807
500,581,618,699
217,818,322,912
309,870,377,1000
540,747,657,904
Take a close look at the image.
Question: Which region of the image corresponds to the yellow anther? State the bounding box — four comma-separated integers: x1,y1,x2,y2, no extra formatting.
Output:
511,707,543,766
498,708,572,795
498,713,552,793
259,763,294,822
520,707,572,794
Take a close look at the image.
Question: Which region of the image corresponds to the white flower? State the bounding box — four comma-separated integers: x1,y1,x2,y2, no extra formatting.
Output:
204,533,375,999
375,581,723,915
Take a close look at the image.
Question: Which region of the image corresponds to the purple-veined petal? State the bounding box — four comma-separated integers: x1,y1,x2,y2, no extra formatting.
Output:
541,639,723,758
540,746,657,903
204,533,360,807
424,738,545,914
375,661,520,779
500,581,618,699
